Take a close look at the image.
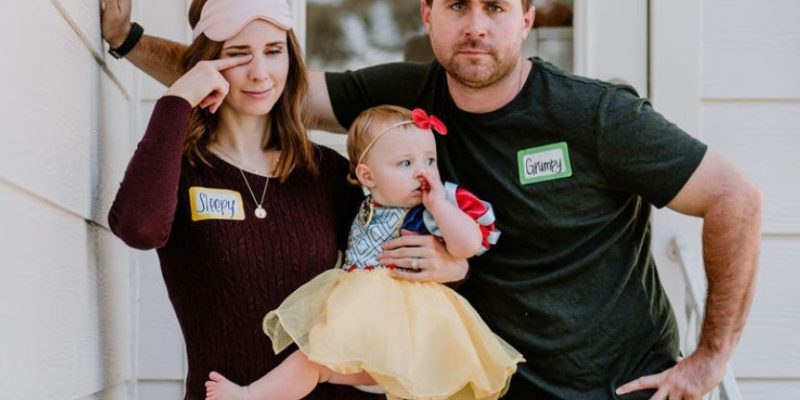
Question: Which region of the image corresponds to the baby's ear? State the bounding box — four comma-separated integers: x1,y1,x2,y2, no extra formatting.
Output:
355,164,376,188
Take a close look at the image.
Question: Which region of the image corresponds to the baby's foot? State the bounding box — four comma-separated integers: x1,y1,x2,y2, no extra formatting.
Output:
205,371,250,400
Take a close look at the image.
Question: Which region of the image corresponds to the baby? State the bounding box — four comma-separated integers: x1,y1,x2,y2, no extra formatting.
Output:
206,105,523,400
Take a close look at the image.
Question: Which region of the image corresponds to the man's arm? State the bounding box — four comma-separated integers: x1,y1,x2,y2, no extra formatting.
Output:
125,35,186,86
102,0,186,86
668,150,762,362
307,72,346,132
618,149,762,399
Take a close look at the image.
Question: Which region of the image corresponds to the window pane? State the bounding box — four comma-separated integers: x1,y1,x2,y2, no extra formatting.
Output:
306,0,427,70
305,0,574,71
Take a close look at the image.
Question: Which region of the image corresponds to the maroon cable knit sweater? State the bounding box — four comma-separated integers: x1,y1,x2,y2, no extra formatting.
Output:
109,96,377,400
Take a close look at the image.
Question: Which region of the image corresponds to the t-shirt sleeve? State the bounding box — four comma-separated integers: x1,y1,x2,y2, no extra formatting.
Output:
325,62,431,129
595,85,708,208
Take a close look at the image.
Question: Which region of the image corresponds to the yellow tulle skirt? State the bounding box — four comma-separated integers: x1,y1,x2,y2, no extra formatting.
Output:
263,268,524,400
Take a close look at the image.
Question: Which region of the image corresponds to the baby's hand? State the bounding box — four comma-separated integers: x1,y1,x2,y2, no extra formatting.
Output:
417,172,445,210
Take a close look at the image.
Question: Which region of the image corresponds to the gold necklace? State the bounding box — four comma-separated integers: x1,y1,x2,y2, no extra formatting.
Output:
212,145,279,219
359,196,376,227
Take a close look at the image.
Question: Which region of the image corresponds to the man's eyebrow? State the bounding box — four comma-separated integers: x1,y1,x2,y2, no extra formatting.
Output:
482,0,511,6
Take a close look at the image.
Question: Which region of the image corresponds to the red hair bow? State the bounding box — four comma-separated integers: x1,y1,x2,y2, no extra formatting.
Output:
411,108,448,135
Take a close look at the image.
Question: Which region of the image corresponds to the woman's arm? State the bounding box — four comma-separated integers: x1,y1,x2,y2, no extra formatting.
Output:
108,96,192,249
109,55,252,249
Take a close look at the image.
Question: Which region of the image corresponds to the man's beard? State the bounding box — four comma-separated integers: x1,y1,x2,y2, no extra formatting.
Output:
440,39,516,89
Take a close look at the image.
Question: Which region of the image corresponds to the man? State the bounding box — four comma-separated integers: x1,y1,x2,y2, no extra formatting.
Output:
102,0,762,398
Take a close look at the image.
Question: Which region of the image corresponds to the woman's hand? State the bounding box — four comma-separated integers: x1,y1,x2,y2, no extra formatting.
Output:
164,55,252,113
378,230,469,283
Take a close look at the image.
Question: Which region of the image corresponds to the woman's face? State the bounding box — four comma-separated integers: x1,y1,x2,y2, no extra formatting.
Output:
218,19,289,116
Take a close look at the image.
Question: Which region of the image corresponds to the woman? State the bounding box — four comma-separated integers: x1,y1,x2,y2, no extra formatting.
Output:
108,0,373,398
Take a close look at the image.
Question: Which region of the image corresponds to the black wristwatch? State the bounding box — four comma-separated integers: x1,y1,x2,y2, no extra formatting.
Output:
109,22,144,59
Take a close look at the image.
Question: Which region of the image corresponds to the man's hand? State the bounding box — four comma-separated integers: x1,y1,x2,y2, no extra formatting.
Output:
101,0,133,48
616,350,726,400
378,230,468,283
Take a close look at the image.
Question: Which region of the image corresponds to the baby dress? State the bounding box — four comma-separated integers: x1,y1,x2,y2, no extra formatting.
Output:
263,182,523,400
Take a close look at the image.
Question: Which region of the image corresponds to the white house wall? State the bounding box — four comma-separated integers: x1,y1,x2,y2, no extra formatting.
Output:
702,0,800,100
653,0,800,397
733,237,800,377
701,0,800,394
0,0,137,399
702,102,800,234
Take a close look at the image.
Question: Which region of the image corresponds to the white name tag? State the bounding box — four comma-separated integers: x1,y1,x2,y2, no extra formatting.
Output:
189,187,245,221
517,142,573,185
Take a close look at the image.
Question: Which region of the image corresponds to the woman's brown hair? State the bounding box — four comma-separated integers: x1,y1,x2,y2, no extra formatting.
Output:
182,0,317,181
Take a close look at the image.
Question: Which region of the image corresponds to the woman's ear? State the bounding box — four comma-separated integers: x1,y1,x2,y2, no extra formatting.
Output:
355,163,376,188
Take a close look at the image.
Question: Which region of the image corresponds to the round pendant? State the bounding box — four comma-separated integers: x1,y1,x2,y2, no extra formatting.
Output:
254,206,267,219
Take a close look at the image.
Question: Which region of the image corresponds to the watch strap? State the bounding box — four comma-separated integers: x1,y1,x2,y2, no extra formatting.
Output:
109,22,144,59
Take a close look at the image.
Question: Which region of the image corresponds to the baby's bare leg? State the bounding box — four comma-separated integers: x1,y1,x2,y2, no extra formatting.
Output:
205,350,376,400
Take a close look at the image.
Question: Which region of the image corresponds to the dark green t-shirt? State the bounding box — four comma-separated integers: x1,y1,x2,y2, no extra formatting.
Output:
326,58,707,399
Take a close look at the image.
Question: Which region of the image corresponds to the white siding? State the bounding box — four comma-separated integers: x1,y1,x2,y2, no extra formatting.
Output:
702,102,800,234
653,0,800,397
737,380,800,400
1,1,96,219
1,184,99,399
702,0,800,100
573,0,648,96
0,0,137,398
733,238,800,378
701,1,800,396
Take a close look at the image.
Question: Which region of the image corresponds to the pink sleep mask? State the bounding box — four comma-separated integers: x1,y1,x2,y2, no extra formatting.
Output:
192,0,294,42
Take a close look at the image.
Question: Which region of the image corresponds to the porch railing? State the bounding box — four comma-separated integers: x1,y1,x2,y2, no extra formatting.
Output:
669,236,743,400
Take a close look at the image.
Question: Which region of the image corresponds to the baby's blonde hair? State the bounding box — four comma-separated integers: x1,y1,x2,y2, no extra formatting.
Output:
346,105,415,185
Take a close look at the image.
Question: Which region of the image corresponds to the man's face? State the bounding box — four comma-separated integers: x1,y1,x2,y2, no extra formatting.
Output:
421,0,534,89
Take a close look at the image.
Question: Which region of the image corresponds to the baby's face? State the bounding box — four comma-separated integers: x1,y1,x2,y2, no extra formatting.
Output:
361,124,440,208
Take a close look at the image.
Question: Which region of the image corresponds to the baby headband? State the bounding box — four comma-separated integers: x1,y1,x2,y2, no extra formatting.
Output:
192,0,294,42
357,108,448,165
